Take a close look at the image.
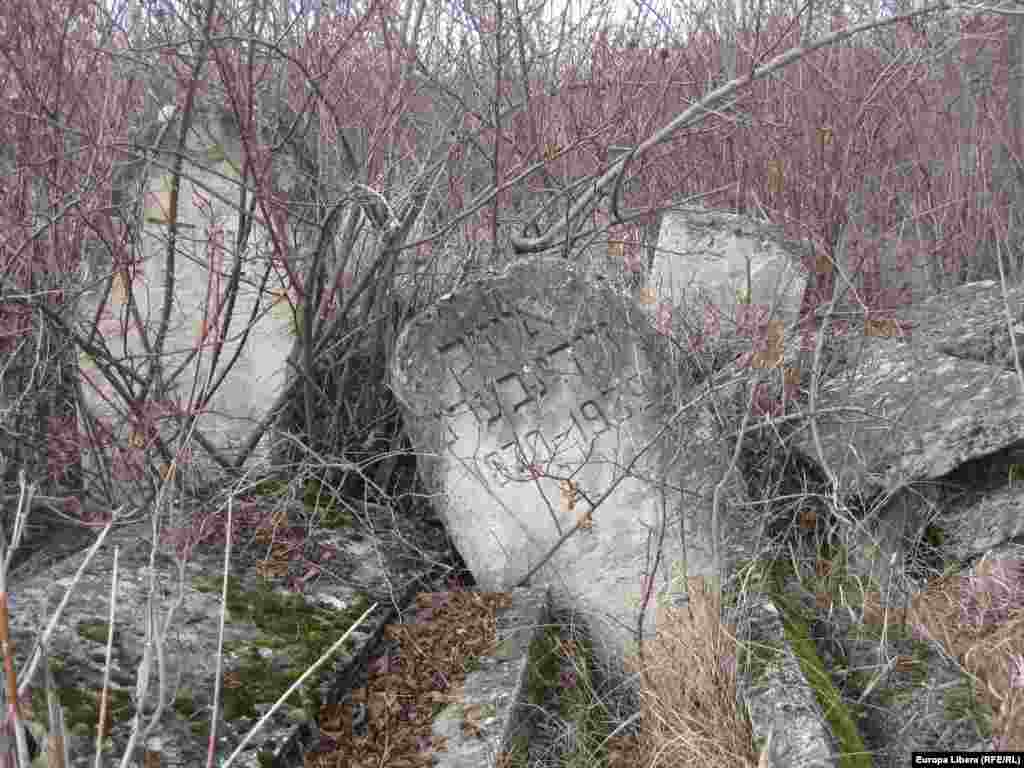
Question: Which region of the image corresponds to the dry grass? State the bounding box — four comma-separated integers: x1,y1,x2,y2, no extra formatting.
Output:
905,554,1024,750
623,577,758,768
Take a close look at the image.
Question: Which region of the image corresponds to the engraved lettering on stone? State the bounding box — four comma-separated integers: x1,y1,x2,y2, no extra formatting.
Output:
443,421,460,450
466,384,503,428
504,299,548,346
439,339,472,376
495,372,536,415
435,301,657,488
465,324,503,360
438,340,472,414
484,437,530,486
552,410,594,455
518,308,552,340
483,448,510,486
479,291,516,326
572,324,620,390
519,360,549,402
623,368,649,398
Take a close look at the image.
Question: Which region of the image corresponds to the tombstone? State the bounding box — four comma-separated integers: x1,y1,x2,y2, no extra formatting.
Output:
76,111,297,509
390,256,736,674
652,207,810,347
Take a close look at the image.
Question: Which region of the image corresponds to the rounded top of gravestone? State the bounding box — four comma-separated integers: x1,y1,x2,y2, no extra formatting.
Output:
391,256,679,418
389,256,692,500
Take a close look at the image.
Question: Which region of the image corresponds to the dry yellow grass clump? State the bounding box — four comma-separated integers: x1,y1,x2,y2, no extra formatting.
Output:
623,576,759,768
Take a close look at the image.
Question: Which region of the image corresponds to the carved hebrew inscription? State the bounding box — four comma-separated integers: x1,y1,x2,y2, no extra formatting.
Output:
436,292,653,487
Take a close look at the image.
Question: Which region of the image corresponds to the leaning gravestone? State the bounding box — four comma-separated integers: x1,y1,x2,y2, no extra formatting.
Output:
391,257,724,671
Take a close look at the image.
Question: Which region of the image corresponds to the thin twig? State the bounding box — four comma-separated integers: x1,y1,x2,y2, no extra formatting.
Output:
0,472,34,768
514,385,717,589
709,374,761,602
205,498,233,768
510,2,953,253
94,546,119,768
995,237,1024,393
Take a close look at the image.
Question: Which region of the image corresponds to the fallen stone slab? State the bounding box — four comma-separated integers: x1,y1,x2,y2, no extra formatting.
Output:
894,278,1024,368
390,256,714,674
792,335,1024,500
788,280,1024,597
6,492,449,768
941,482,1024,563
794,280,1024,498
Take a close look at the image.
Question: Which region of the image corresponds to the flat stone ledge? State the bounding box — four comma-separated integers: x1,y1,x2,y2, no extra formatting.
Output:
431,587,550,768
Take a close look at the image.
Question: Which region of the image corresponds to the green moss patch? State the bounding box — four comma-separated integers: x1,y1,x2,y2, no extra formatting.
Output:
76,619,118,646
730,553,870,767
248,476,353,528
193,573,370,725
32,676,133,740
303,478,353,528
773,593,871,768
944,679,994,738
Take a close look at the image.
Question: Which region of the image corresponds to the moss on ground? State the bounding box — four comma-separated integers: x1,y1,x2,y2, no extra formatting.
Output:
730,535,1004,762
31,674,132,744
250,476,353,528
192,573,371,725
511,619,625,767
76,619,118,646
943,679,994,739
728,550,871,766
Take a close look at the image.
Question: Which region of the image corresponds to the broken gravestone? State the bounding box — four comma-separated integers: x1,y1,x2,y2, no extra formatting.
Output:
390,256,728,673
76,109,296,509
652,207,810,334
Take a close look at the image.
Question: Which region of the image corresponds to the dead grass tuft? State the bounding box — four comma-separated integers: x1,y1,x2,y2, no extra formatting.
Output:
902,555,1024,750
622,576,758,768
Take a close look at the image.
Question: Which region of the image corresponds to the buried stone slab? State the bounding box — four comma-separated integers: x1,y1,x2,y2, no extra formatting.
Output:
390,256,709,673
738,598,841,768
429,587,550,768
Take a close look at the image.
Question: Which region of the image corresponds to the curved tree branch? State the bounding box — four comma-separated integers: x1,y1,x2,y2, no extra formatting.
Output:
509,2,954,254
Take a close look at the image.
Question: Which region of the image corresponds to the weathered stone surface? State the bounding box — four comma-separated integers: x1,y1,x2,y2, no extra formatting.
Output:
785,280,1024,596
6,496,448,767
713,278,1024,763
942,482,1024,562
896,278,1024,368
652,207,810,328
390,256,706,670
793,285,1024,499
